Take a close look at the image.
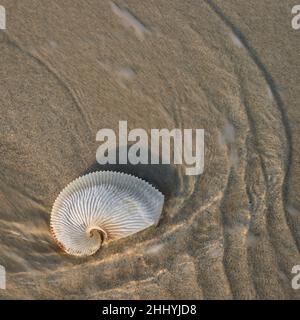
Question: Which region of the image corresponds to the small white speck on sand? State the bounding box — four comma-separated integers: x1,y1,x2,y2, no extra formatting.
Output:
117,67,136,80
230,32,244,49
287,205,299,216
145,244,164,255
49,41,58,49
229,147,239,168
116,67,136,88
97,61,136,88
218,119,235,146
110,1,150,40
266,85,274,100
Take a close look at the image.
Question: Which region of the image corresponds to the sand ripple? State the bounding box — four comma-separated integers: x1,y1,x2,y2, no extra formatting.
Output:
0,0,299,299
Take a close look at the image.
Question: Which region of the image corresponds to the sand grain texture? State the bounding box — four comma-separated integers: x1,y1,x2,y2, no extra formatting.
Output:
0,0,299,299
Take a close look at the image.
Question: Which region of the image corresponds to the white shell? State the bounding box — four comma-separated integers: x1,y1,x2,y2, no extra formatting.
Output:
50,171,164,257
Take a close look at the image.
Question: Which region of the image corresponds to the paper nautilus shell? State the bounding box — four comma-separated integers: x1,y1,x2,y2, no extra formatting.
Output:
50,171,164,257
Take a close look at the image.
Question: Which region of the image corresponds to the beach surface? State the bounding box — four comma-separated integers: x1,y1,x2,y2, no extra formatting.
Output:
0,0,300,299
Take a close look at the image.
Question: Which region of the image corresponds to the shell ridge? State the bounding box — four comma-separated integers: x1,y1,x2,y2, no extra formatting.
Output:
50,171,164,256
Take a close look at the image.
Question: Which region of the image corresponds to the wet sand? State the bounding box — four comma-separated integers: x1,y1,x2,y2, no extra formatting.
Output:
0,0,300,299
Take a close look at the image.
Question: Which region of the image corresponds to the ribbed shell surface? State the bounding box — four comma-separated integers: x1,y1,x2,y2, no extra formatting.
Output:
50,171,164,256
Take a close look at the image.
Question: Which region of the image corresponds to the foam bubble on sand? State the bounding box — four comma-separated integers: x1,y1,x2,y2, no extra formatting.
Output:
110,1,150,40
